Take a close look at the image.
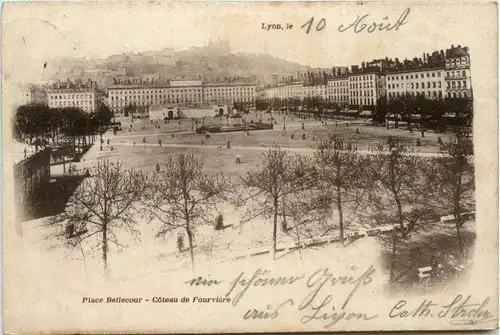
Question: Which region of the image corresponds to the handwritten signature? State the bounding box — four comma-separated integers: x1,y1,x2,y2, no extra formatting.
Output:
390,294,497,326
338,8,410,34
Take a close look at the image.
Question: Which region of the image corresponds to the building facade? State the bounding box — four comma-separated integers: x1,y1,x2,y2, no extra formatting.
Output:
327,76,349,106
149,106,180,121
263,81,304,101
260,44,472,112
385,68,446,100
304,84,328,100
46,87,99,113
107,80,256,117
21,86,48,105
348,72,385,108
444,45,472,99
14,147,51,222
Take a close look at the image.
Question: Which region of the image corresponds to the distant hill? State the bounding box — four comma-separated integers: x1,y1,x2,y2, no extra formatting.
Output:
50,42,331,85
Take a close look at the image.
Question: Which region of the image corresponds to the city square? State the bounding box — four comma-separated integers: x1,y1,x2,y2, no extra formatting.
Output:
4,2,498,333
10,37,475,296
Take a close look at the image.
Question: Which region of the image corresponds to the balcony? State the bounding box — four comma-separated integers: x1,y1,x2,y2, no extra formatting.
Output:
447,87,472,92
445,75,468,80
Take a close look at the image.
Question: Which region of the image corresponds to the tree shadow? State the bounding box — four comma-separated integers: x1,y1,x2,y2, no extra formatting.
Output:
22,175,86,222
379,225,476,294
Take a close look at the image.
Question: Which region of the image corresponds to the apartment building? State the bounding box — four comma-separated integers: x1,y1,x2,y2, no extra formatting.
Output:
348,72,385,108
46,87,99,113
385,68,445,100
444,45,472,99
260,44,472,112
327,76,349,105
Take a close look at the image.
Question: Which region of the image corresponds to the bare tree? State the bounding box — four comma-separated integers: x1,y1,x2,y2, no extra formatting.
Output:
278,191,331,260
369,137,432,281
48,158,148,276
142,153,229,270
240,145,316,258
314,134,369,246
424,134,474,258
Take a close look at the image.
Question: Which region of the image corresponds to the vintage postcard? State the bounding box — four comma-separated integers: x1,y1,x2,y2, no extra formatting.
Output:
2,1,498,333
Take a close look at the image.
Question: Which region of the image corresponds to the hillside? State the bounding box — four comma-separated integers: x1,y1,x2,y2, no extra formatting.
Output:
50,42,330,85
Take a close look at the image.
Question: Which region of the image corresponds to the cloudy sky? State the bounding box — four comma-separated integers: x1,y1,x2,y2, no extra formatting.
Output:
1,1,497,81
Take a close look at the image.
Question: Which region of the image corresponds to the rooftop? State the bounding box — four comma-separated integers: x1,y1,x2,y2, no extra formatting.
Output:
47,87,96,93
108,81,256,90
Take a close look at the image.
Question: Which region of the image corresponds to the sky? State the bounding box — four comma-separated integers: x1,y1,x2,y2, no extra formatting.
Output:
1,1,497,82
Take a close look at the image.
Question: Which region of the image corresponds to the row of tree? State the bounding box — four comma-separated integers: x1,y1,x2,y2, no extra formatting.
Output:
258,95,473,132
375,95,473,133
50,134,474,280
13,103,113,148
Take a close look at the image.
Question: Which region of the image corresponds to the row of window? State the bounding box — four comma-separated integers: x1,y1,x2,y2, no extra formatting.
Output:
111,94,253,103
329,88,349,94
448,81,468,89
351,82,374,89
447,70,468,78
328,81,348,87
388,81,442,90
49,101,93,107
445,57,469,65
350,75,375,81
387,80,468,90
387,72,441,81
111,97,254,107
449,91,469,98
388,91,443,98
351,90,375,97
111,92,253,100
109,87,255,95
49,94,94,100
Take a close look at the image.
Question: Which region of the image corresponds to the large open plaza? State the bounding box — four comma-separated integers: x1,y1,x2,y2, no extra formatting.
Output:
30,109,472,294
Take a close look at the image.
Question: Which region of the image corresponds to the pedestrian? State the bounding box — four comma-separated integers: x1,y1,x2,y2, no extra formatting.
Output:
430,256,439,277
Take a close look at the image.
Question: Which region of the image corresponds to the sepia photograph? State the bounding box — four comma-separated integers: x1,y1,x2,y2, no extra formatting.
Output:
2,1,498,333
